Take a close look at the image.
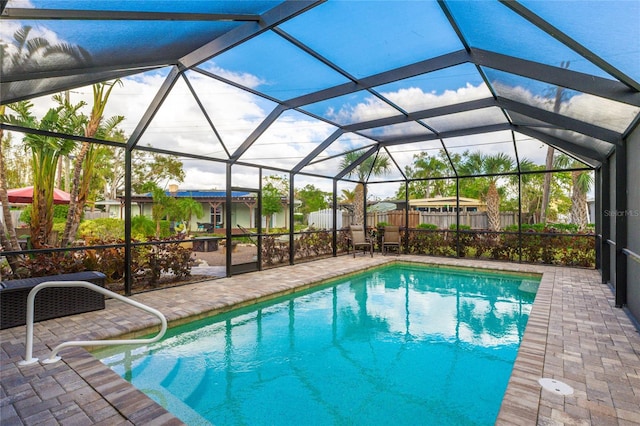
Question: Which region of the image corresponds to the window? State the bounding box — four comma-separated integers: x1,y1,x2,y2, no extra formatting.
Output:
211,205,223,228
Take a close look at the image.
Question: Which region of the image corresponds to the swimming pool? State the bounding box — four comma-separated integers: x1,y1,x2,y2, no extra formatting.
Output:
95,263,539,425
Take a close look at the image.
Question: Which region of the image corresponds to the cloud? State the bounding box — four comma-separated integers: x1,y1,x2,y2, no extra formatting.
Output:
8,44,610,199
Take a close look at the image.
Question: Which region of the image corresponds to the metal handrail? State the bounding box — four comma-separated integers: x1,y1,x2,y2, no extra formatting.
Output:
622,248,640,263
19,281,167,365
606,239,616,246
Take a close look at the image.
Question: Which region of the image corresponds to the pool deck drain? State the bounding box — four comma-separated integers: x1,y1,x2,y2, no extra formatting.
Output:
539,378,574,396
1,255,639,425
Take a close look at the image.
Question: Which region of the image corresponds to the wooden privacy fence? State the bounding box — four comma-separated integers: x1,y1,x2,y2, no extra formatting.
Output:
417,211,517,229
310,209,517,230
365,210,516,229
308,209,351,229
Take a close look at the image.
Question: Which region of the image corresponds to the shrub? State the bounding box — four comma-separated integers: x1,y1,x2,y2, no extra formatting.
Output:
79,218,124,241
295,230,332,259
132,215,155,239
417,223,438,230
20,205,70,225
6,236,193,290
448,223,471,230
548,223,579,233
407,228,453,256
261,235,288,266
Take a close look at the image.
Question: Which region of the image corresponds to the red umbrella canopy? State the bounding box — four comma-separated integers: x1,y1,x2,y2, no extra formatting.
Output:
7,186,71,204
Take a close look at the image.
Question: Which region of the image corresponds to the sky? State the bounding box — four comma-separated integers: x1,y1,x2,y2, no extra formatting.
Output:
3,0,635,200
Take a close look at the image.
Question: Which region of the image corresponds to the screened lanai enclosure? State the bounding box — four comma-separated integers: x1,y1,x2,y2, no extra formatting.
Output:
1,1,639,320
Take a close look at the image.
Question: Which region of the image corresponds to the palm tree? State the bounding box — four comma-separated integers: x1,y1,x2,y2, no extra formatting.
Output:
459,151,514,232
0,122,25,273
0,26,90,253
1,25,91,75
339,188,355,204
2,101,79,247
0,105,22,253
61,81,124,246
174,198,204,234
511,159,544,224
403,150,452,199
141,182,175,238
540,61,571,224
554,154,592,230
339,150,391,225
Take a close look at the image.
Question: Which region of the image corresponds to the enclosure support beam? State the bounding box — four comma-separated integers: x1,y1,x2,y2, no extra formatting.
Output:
332,180,338,257
498,98,622,146
518,171,523,263
127,66,180,150
225,164,232,277
289,173,295,265
600,160,611,284
404,181,409,254
363,184,368,231
456,177,460,258
499,0,640,92
614,145,627,307
180,1,320,68
595,167,602,270
515,127,604,165
470,48,640,107
124,149,132,296
257,169,263,271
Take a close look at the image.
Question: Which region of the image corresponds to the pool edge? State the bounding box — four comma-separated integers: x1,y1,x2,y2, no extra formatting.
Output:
89,257,550,425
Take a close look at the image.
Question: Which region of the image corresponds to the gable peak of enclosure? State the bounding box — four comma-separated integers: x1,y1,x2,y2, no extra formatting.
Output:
1,0,638,180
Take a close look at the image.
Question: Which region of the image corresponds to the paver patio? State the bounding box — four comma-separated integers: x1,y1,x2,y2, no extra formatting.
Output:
1,256,639,425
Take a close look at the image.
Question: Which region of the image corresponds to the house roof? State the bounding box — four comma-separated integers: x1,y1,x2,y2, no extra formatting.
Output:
2,1,638,181
166,190,251,198
409,197,485,207
128,190,253,201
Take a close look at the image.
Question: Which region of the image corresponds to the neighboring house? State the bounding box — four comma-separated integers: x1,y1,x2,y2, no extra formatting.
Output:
125,189,290,231
408,196,486,213
94,199,127,219
587,198,595,224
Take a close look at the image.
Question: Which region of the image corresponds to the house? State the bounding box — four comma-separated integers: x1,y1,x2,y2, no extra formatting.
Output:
409,196,485,213
125,188,290,231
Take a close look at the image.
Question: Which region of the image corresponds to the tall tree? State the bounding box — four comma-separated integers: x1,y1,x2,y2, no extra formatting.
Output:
2,100,80,247
174,198,204,234
458,151,514,232
339,150,391,225
131,148,185,194
261,176,288,233
140,182,175,238
0,25,88,254
540,61,570,224
295,184,330,216
1,132,30,188
398,150,453,199
61,81,124,246
554,154,593,230
0,107,25,274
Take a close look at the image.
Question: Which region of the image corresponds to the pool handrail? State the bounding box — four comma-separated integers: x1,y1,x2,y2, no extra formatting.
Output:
19,281,167,365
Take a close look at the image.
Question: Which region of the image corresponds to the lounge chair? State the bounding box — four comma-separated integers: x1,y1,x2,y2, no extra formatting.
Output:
382,225,401,256
350,225,373,258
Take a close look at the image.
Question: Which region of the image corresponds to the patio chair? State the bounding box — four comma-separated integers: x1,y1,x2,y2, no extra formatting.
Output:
350,225,373,258
382,225,401,256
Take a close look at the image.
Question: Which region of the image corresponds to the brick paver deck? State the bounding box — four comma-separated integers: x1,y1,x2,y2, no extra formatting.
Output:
2,256,639,425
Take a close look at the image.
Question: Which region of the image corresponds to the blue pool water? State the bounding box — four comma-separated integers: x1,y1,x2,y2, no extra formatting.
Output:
95,264,539,425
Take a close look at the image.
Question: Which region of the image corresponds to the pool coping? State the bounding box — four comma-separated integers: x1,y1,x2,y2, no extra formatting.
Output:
2,255,639,424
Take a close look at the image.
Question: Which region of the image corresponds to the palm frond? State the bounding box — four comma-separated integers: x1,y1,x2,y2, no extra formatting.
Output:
43,43,92,65
13,26,33,49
